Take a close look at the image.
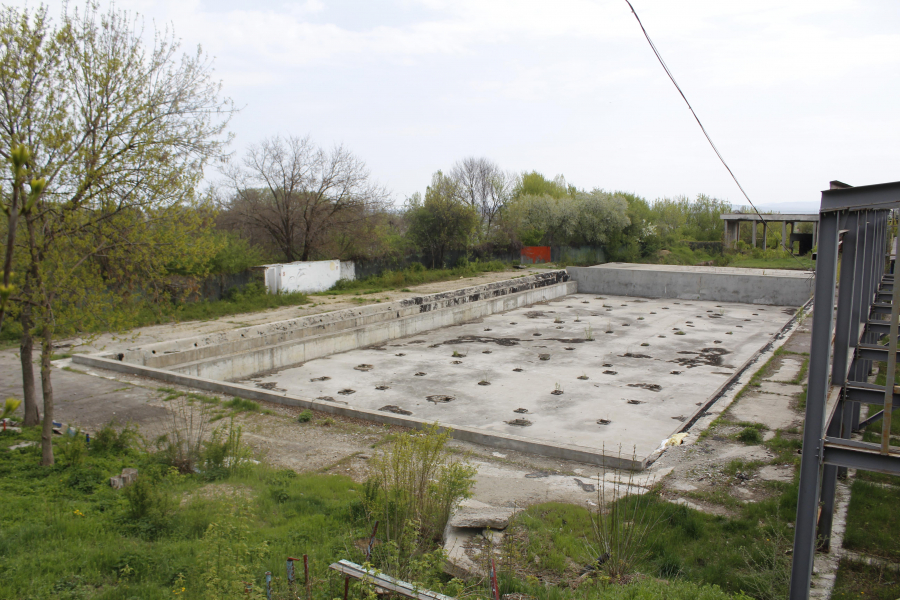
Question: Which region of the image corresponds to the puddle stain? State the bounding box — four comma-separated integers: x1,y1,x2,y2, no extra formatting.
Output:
669,347,734,369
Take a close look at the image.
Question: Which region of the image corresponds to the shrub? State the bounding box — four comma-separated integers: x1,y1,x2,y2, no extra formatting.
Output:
297,410,313,423
154,396,211,473
364,423,476,555
201,420,253,480
738,427,763,444
587,448,669,582
92,422,137,454
124,476,171,521
196,506,268,600
58,432,87,466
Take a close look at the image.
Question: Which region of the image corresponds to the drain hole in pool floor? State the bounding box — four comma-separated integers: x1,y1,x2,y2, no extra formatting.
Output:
427,395,455,403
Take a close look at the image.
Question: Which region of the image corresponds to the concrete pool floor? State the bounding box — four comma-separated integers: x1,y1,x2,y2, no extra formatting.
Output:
244,293,795,464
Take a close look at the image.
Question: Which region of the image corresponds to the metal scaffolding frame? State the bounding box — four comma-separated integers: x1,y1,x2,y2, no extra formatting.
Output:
789,181,900,599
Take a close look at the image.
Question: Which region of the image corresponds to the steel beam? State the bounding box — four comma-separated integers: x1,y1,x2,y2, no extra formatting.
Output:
822,437,900,475
820,181,900,212
858,344,900,361
790,210,840,600
845,382,900,406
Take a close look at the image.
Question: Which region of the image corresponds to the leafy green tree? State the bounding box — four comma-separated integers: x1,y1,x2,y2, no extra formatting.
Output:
513,171,573,199
0,4,233,464
507,189,629,247
406,171,478,267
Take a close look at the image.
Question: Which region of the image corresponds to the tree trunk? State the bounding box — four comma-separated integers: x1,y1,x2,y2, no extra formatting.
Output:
19,303,39,426
39,327,54,466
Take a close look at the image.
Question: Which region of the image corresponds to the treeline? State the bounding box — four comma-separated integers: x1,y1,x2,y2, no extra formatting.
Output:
212,151,736,270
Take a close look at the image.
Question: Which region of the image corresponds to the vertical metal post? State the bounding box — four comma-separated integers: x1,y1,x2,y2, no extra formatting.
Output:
820,213,859,528
753,220,757,247
265,572,272,600
882,229,900,454
783,221,787,251
813,220,819,248
790,210,840,600
849,212,870,431
287,557,296,594
343,575,350,600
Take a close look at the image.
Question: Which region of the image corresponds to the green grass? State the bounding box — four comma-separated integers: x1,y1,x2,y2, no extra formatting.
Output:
314,259,511,296
833,558,900,600
843,480,900,560
137,287,309,327
0,283,310,342
0,426,760,600
728,255,814,270
507,489,797,598
498,574,752,599
0,427,391,600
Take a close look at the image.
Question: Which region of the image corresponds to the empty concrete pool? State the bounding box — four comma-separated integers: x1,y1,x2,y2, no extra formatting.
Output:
73,267,812,469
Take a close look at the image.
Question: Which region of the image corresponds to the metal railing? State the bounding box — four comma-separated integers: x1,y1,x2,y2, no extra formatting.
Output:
790,180,900,598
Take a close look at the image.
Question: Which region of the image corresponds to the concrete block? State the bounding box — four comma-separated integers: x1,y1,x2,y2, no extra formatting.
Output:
120,468,138,485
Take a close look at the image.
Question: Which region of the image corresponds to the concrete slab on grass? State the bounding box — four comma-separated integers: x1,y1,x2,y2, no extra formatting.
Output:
729,390,801,431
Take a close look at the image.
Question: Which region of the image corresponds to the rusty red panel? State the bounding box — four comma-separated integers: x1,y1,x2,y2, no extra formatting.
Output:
520,246,551,264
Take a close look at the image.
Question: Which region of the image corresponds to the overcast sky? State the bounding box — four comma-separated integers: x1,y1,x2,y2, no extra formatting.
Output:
14,0,900,210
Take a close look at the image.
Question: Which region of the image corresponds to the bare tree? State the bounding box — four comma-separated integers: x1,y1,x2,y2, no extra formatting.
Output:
222,136,389,262
450,157,514,234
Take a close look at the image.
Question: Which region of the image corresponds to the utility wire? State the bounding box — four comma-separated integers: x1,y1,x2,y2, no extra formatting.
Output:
624,0,809,270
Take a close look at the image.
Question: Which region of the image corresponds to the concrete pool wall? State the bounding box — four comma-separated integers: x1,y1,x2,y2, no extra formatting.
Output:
568,263,813,306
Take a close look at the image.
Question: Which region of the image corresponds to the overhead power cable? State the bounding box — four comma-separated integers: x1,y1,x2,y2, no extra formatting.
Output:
624,0,809,269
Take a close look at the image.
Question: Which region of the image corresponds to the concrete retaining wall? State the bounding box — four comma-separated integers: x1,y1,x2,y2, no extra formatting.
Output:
567,263,813,306
118,271,570,370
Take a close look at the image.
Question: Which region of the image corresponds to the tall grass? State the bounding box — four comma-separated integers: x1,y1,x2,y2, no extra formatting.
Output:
320,259,511,295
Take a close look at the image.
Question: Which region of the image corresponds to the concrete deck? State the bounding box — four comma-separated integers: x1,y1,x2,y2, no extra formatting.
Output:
245,293,794,467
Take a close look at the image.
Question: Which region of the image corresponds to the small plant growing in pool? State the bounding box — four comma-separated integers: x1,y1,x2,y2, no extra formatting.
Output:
578,373,589,380
320,417,335,427
297,410,313,423
675,330,686,336
584,325,594,341
737,425,764,444
638,316,644,320
552,383,564,395
478,371,491,386
451,349,467,358
574,316,581,322
554,316,563,324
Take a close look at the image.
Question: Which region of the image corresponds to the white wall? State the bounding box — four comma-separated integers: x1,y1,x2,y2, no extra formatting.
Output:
263,260,343,294
340,260,356,282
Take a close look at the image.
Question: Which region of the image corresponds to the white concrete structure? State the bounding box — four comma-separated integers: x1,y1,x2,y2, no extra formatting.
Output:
261,260,346,294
